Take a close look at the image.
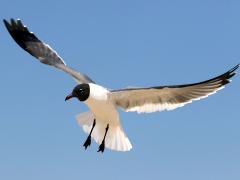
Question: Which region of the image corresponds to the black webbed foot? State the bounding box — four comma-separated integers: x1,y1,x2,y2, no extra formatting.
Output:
83,135,91,150
82,119,96,150
97,124,109,153
97,141,105,153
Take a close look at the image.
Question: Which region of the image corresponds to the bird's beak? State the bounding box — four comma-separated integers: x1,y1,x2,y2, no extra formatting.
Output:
65,93,74,101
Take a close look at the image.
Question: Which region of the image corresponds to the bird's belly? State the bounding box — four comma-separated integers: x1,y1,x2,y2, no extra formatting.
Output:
85,99,119,126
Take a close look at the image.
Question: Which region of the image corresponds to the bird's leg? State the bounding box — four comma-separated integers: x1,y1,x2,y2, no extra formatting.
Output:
83,119,96,150
98,124,109,153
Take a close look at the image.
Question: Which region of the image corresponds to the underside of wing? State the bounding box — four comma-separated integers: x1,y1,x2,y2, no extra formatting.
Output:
110,64,239,113
3,18,94,84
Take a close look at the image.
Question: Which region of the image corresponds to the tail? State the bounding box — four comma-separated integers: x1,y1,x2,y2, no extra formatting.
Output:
76,111,132,152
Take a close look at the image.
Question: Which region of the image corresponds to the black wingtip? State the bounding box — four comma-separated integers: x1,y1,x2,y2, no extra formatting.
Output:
3,19,17,32
218,64,239,86
3,18,41,51
3,19,11,31
3,19,7,24
229,64,240,74
3,18,24,30
226,64,239,79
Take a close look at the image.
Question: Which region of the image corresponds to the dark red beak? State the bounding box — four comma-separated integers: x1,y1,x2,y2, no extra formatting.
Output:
65,93,74,101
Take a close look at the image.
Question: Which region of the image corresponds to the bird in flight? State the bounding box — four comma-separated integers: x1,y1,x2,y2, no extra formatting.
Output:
4,18,239,153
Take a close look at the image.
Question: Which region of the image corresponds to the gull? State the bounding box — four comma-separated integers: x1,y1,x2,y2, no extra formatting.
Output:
4,18,239,153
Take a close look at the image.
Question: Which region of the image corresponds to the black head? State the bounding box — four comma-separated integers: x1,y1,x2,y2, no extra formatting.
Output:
65,83,90,102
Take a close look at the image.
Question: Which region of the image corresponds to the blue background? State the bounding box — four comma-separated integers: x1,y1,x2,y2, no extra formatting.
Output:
0,0,240,179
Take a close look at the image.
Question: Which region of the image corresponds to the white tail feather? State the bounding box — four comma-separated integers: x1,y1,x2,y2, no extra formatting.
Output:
76,111,132,152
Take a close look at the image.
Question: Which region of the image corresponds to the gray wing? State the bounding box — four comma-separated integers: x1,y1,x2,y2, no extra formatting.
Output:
110,65,239,113
3,18,94,84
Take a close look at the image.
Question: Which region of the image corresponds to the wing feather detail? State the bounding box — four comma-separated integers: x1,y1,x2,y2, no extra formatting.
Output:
110,65,239,113
3,18,94,84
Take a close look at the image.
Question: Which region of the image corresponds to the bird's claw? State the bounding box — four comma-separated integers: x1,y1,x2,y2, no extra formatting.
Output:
83,136,91,150
97,142,105,153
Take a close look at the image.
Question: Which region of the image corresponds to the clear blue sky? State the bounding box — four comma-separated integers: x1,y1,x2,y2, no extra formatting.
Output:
0,0,240,180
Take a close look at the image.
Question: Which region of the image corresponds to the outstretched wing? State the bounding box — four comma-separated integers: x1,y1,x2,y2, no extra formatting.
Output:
110,65,239,113
3,18,94,84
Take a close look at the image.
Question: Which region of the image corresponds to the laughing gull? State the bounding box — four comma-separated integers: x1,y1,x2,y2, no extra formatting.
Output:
4,18,239,153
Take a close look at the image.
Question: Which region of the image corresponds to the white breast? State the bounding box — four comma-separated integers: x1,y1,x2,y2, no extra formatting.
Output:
88,83,108,100
82,83,132,152
84,83,119,126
